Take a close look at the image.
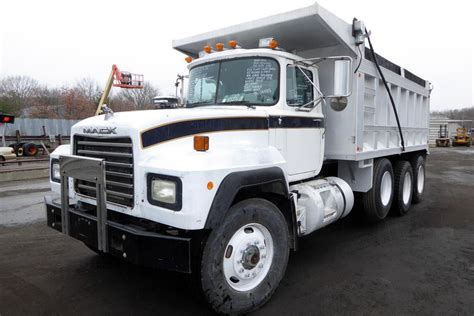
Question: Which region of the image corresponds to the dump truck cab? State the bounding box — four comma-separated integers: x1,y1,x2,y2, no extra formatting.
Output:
183,47,340,179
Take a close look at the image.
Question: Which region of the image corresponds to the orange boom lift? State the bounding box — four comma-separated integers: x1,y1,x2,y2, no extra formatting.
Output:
95,64,144,115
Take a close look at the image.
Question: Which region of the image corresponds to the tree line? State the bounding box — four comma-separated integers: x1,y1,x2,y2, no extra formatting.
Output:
0,75,161,119
431,107,474,122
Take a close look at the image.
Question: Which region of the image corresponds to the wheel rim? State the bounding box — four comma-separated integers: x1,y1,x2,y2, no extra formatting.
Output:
402,171,412,205
417,165,425,194
223,223,274,292
380,171,393,206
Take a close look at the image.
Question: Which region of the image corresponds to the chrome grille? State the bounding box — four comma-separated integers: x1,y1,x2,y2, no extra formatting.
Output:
74,135,134,207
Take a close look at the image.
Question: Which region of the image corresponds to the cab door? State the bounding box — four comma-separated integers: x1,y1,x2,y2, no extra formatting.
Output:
282,65,324,177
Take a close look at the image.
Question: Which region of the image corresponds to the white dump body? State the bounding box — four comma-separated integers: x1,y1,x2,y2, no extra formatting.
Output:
173,3,430,161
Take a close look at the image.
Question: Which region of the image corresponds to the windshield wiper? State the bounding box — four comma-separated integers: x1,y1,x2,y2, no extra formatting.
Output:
220,100,256,109
186,101,213,108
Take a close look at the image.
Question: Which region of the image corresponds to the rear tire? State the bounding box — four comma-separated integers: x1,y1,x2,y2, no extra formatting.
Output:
411,155,425,204
392,160,413,216
199,198,289,314
362,158,394,222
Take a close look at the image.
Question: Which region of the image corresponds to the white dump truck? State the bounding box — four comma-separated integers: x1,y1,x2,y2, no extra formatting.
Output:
45,3,430,314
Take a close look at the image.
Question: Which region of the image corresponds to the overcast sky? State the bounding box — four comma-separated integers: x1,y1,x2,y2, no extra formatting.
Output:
1,0,472,111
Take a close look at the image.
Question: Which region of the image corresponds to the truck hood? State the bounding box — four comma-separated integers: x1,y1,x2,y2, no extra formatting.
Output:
72,107,269,137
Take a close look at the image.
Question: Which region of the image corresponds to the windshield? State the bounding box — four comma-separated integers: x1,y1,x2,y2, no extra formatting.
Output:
186,57,279,107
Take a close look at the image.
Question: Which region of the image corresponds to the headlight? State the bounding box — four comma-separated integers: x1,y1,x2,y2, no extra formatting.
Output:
152,179,176,204
147,174,182,211
51,159,60,183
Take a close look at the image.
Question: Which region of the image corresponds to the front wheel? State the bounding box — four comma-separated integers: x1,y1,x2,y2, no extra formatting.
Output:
199,198,289,314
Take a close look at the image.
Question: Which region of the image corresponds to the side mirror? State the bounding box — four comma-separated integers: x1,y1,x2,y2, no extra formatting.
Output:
329,97,348,112
315,56,352,111
293,56,353,111
333,59,351,97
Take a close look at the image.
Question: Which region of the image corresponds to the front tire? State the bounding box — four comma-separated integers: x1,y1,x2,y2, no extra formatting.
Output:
200,198,289,314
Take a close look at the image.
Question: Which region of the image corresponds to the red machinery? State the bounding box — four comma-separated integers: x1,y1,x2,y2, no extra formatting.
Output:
95,64,144,115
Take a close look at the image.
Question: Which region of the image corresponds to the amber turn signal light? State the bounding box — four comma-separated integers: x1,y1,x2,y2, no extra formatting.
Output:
203,45,212,54
185,56,193,63
207,181,214,190
194,136,209,151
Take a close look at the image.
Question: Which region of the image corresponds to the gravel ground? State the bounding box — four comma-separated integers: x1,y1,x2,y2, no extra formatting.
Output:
0,147,473,315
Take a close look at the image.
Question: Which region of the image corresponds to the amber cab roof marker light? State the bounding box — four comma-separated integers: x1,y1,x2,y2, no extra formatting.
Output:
215,43,225,51
228,40,242,49
258,37,279,49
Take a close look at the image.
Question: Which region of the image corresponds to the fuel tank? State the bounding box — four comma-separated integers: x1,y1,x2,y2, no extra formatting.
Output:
290,177,354,236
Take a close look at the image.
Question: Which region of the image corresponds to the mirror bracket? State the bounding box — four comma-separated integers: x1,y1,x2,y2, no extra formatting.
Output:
294,56,353,98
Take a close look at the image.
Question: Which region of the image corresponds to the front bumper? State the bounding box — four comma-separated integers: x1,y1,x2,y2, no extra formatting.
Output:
47,154,193,273
45,194,192,273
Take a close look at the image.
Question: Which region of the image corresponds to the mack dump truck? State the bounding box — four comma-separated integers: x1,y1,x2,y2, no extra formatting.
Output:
45,4,430,314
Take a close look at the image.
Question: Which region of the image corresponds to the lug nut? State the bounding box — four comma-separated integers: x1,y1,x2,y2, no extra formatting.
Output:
123,252,127,258
122,234,126,240
239,268,244,273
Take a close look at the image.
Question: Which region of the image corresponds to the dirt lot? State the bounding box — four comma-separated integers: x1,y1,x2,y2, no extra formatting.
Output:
0,147,473,315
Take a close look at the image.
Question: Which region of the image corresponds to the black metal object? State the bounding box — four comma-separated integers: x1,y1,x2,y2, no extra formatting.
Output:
404,69,427,88
364,47,427,88
45,196,192,273
364,47,401,75
74,136,134,207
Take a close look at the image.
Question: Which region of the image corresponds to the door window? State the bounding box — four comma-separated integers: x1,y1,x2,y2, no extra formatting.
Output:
286,66,314,107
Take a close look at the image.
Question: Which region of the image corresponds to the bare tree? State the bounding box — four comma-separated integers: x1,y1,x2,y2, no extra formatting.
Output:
116,81,159,110
0,75,39,113
76,77,102,105
27,86,63,118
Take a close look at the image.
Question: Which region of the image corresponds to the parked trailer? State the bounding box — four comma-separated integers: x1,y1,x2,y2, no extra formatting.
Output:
44,3,430,314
